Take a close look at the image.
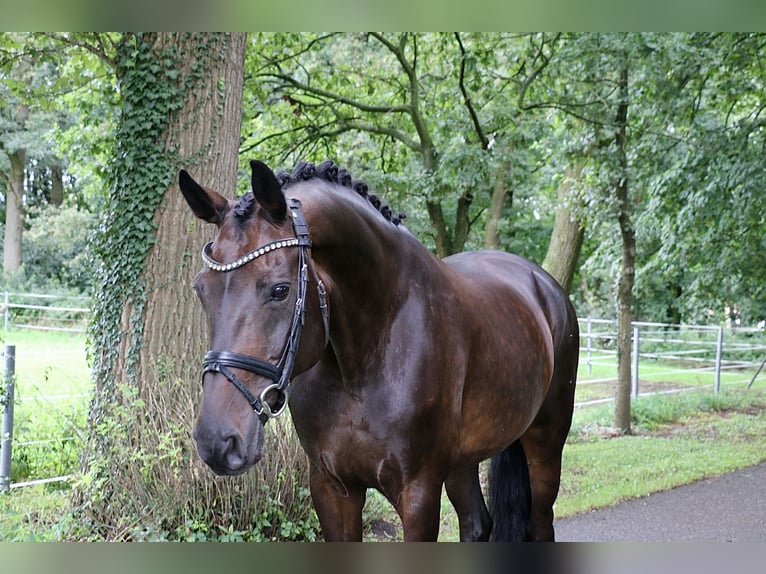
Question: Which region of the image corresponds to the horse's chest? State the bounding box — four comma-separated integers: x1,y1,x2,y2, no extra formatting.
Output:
313,423,406,501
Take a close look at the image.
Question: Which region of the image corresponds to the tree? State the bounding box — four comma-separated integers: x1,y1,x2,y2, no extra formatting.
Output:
1,34,65,273
244,33,554,257
634,33,766,325
72,32,252,538
1,33,94,282
541,164,585,293
612,59,634,433
517,33,647,432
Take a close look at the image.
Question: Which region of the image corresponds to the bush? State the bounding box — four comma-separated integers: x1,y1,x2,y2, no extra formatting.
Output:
69,366,320,542
22,205,96,294
0,205,96,295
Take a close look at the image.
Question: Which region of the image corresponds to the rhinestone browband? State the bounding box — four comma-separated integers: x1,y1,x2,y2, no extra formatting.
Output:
201,238,300,272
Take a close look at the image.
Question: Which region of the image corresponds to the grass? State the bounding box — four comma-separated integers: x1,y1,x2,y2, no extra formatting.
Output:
0,328,91,541
0,328,90,486
0,485,75,541
557,387,766,518
1,329,765,541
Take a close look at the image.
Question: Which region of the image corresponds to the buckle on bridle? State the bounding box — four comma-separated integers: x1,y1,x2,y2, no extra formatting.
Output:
259,383,289,418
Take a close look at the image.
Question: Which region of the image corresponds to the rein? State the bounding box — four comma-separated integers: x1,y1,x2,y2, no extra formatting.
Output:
201,198,328,422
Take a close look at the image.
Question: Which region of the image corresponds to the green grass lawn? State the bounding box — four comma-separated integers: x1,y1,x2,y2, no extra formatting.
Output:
558,387,766,517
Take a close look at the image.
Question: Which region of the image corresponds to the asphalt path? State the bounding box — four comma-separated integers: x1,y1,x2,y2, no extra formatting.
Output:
553,461,766,542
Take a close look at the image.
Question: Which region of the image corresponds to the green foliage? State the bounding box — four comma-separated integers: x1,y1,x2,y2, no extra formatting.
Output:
50,34,119,211
244,33,552,256
0,34,80,214
542,33,766,325
0,205,94,329
15,205,95,293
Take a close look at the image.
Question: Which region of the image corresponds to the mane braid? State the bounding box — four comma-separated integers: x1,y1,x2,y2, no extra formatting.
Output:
233,191,256,221
276,160,406,226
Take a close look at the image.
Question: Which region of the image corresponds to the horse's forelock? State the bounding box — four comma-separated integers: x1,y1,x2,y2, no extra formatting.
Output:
233,192,256,221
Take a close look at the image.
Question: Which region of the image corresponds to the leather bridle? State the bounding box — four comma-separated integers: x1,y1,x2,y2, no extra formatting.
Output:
200,198,328,423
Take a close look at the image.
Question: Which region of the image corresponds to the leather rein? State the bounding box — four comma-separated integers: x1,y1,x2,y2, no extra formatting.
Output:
200,198,328,423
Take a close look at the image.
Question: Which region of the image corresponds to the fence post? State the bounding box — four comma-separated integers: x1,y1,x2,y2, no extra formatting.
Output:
585,316,593,375
1,345,15,491
632,326,640,398
714,326,724,395
3,291,8,331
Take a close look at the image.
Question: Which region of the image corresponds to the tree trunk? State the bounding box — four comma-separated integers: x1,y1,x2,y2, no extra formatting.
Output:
542,164,585,293
50,164,64,207
426,199,452,257
613,64,634,434
3,148,25,274
426,190,474,257
77,33,252,538
484,162,510,250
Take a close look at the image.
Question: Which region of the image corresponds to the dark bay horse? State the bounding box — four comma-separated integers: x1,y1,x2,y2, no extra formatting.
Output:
179,159,578,541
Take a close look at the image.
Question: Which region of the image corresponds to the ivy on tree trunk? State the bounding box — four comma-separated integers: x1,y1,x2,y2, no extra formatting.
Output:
75,32,251,538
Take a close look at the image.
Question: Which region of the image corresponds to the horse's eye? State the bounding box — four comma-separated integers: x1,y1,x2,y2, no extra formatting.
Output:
271,284,290,301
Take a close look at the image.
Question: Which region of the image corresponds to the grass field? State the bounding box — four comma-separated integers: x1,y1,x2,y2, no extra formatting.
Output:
0,329,90,486
1,328,765,541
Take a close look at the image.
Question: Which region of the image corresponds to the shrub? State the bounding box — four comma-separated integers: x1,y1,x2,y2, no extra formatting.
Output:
22,205,96,294
68,365,320,542
0,205,96,295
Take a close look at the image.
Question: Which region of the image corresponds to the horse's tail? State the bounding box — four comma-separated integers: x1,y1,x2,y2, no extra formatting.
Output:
488,439,531,542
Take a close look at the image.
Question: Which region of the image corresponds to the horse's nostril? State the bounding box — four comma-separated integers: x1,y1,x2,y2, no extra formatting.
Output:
222,433,245,469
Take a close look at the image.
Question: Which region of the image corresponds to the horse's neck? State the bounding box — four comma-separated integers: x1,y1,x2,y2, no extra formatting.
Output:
306,191,430,381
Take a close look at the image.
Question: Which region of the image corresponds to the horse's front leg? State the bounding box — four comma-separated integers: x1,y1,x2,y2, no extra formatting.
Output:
395,477,443,541
309,463,366,541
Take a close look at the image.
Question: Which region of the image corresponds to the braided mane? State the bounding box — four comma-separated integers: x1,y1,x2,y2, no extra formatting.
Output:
234,160,406,226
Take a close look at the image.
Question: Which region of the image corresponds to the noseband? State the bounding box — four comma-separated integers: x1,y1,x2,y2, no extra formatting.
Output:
201,198,329,422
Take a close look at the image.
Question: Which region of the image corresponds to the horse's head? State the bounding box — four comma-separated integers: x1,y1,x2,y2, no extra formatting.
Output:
179,160,329,475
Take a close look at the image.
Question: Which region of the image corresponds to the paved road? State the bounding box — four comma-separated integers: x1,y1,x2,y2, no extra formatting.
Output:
554,461,766,542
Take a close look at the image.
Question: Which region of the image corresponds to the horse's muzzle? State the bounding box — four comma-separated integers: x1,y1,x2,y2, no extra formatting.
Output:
193,422,264,476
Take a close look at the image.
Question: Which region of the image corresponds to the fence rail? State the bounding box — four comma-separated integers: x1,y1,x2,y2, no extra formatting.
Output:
2,291,90,333
577,317,766,406
0,340,89,491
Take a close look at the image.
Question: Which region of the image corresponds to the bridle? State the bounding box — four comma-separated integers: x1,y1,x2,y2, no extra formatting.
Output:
200,198,329,423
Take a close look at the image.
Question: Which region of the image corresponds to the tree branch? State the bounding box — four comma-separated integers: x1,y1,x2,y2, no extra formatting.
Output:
517,32,560,112
455,33,489,149
369,32,436,170
251,33,339,75
339,119,422,152
41,32,118,68
259,72,412,115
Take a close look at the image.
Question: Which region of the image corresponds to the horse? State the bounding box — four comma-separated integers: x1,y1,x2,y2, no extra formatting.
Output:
179,159,579,541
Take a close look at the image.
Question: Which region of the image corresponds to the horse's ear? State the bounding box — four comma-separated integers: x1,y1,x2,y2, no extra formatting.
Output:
179,169,229,225
250,160,287,222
